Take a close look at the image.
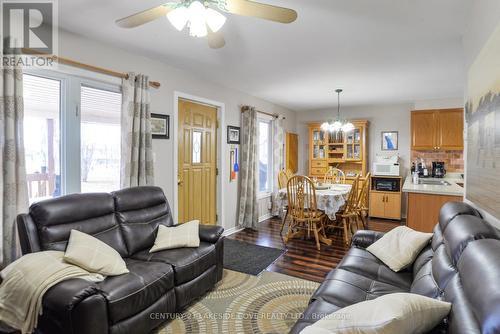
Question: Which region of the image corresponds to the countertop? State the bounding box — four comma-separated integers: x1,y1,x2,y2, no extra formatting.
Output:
402,173,464,197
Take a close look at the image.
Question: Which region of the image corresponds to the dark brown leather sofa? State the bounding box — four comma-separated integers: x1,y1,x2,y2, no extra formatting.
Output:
16,186,224,334
290,202,500,334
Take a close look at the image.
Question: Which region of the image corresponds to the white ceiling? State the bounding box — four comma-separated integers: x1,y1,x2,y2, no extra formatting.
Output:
58,0,471,111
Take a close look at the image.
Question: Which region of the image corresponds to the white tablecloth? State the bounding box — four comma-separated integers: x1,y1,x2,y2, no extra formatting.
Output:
277,184,352,220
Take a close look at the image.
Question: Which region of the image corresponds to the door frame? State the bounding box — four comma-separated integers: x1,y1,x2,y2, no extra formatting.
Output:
173,91,225,227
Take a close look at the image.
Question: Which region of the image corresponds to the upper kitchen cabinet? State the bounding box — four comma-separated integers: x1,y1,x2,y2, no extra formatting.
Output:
411,108,464,151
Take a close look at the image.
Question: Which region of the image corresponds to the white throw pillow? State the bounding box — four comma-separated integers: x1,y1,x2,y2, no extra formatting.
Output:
63,229,129,276
300,293,451,334
149,220,200,253
367,226,432,272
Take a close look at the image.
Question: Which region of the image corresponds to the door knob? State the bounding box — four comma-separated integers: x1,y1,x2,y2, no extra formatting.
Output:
177,179,183,186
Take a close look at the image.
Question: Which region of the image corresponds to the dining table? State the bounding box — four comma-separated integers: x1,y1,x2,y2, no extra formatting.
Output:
277,183,352,220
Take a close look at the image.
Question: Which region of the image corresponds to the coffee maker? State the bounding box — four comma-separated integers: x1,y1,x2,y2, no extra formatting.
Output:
432,161,446,178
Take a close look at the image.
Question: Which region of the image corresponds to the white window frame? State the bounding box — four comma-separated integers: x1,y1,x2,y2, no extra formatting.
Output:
257,114,274,199
23,69,121,197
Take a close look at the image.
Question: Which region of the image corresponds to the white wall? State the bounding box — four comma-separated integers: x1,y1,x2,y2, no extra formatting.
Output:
55,30,296,232
463,0,500,69
297,104,413,177
462,2,500,228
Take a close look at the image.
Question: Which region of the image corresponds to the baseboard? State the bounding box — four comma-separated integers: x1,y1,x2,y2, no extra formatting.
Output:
222,226,245,236
258,213,272,223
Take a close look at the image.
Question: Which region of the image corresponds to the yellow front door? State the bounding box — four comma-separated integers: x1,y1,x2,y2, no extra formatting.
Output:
178,99,217,225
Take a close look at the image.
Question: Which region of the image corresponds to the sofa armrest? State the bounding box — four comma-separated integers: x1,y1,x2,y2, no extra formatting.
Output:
351,230,385,249
16,214,42,255
40,278,108,334
199,225,224,243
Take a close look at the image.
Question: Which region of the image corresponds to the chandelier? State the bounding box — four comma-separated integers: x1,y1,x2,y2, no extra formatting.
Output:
321,89,354,133
167,0,227,38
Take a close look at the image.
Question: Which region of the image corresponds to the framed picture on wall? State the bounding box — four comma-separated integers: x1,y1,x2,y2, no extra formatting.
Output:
381,131,398,150
227,126,241,144
151,113,170,139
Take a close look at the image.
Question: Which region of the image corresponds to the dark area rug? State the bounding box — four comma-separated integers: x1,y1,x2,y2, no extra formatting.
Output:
223,239,285,275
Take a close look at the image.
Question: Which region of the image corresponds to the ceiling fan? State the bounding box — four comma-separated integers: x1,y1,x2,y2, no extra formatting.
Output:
115,0,298,49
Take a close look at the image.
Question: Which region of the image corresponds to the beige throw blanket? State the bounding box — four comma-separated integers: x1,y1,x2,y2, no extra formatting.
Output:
0,251,104,334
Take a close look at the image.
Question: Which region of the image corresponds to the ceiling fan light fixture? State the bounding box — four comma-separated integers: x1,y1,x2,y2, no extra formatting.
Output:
187,1,208,37
166,6,189,31
205,7,226,33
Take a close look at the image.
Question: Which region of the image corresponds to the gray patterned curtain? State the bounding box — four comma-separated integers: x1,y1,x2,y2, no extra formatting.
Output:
120,73,154,188
271,117,284,216
238,106,258,229
0,51,29,266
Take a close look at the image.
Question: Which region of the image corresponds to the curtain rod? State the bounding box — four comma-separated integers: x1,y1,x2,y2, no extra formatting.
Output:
241,106,285,120
21,48,161,89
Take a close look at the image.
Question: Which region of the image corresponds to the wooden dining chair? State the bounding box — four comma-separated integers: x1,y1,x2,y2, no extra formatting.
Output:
285,175,331,250
330,175,360,245
324,167,346,184
354,173,371,230
278,170,290,233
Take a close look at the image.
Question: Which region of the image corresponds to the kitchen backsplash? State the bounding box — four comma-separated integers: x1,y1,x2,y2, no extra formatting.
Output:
410,150,464,172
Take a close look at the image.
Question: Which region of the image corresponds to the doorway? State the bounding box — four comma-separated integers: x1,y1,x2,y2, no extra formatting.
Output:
177,98,218,225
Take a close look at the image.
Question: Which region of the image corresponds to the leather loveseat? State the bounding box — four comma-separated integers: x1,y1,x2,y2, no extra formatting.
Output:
16,186,224,334
291,202,500,334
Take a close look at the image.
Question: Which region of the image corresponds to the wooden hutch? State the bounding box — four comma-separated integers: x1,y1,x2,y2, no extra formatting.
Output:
308,120,369,183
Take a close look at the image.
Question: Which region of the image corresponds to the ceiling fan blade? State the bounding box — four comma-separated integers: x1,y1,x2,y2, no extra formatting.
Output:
116,4,172,28
207,27,226,49
225,0,297,24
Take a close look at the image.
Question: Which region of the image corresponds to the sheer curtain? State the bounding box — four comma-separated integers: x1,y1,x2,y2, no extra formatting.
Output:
238,106,259,229
0,49,29,266
120,73,155,188
271,117,285,216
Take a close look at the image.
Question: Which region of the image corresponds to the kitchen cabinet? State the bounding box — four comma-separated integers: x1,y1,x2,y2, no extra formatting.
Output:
369,176,402,220
407,192,463,232
411,108,463,151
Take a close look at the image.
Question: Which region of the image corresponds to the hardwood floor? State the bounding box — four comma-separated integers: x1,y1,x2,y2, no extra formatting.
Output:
228,217,402,283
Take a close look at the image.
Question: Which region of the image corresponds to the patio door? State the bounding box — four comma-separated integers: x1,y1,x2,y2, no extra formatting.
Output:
177,99,217,225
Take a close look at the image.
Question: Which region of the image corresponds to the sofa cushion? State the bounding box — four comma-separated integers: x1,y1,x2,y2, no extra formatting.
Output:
312,268,409,309
367,226,432,272
289,299,341,334
29,192,128,256
112,186,174,255
64,230,129,276
301,293,451,334
97,258,174,324
150,221,200,252
336,248,413,290
131,241,216,285
442,214,500,265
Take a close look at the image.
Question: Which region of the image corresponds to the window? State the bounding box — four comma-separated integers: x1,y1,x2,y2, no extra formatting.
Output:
23,72,122,203
257,117,273,194
23,75,62,202
80,86,121,193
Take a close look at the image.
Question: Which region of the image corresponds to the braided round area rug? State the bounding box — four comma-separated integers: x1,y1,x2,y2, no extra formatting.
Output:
157,269,319,334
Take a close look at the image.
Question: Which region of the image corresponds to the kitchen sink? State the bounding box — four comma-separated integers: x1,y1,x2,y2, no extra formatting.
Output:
418,179,452,186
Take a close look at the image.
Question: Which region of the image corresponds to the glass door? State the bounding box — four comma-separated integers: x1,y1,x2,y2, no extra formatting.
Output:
312,128,326,159
346,127,362,160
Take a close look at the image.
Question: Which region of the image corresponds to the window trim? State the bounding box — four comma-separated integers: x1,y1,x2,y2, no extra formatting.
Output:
23,69,121,198
257,114,274,197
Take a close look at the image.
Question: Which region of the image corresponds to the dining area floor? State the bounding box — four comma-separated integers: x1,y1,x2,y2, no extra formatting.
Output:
228,217,403,283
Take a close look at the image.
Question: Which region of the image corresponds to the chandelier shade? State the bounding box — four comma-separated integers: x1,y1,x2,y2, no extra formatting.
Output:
320,89,354,133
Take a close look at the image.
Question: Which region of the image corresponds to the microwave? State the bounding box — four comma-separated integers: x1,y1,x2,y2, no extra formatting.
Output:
373,162,400,176
373,178,400,192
